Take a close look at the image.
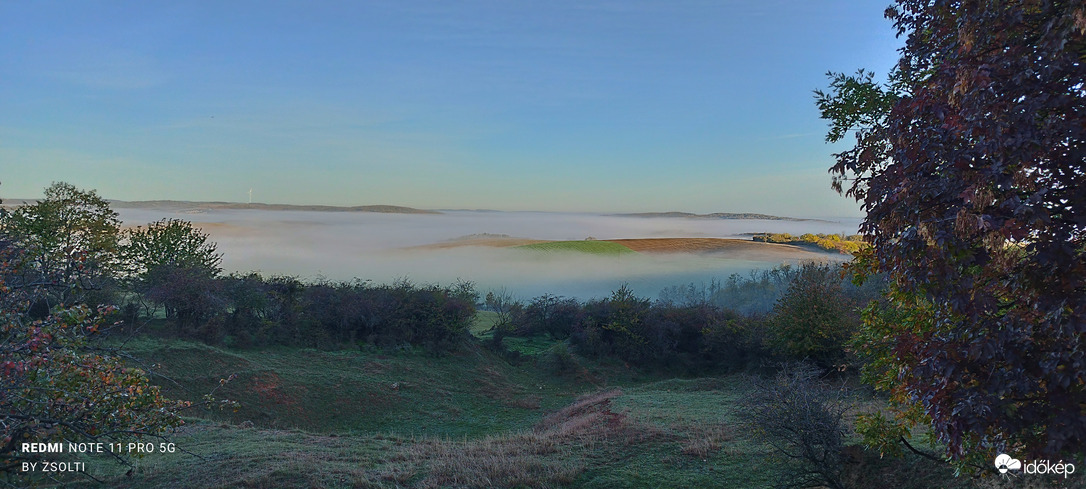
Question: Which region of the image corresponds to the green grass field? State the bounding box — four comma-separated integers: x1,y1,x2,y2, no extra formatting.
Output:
39,321,973,489
514,240,636,255
118,337,579,437
65,346,788,489
470,310,501,336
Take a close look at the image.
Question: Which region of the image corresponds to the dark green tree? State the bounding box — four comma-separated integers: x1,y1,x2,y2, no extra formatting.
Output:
121,219,224,332
122,218,222,280
0,182,121,308
818,0,1086,462
768,263,858,369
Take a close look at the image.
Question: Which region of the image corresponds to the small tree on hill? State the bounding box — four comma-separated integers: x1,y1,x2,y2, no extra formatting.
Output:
122,218,222,281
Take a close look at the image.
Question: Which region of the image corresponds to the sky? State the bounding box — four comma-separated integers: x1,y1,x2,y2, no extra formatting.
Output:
0,1,901,216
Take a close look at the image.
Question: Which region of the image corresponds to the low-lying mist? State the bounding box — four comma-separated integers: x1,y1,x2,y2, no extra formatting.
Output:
116,208,859,301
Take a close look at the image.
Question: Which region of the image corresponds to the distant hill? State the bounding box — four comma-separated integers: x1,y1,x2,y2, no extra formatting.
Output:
108,200,441,214
613,211,823,222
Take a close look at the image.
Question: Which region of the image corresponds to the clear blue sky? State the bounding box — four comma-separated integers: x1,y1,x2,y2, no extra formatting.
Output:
0,1,899,216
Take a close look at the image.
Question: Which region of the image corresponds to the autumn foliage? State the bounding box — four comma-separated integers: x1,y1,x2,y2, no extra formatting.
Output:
0,240,188,477
819,0,1086,461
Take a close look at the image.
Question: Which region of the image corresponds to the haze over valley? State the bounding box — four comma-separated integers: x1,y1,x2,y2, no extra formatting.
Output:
114,203,858,300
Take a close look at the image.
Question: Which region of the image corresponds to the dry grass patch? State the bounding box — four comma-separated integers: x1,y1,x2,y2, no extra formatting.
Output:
383,433,582,489
376,388,666,488
94,423,386,489
532,388,665,450
679,424,731,459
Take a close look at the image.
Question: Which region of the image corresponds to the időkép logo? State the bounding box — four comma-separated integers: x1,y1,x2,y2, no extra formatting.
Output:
995,453,1076,478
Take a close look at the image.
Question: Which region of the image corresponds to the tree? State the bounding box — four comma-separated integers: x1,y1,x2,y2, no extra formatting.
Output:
122,218,222,281
768,263,858,369
818,1,1086,462
1,224,188,484
121,219,224,330
483,288,519,349
0,182,121,308
514,294,582,340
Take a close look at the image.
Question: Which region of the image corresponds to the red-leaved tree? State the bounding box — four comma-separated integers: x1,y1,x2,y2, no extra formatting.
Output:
818,0,1085,462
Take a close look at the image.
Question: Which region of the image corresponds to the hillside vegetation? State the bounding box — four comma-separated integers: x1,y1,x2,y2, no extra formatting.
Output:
751,232,866,254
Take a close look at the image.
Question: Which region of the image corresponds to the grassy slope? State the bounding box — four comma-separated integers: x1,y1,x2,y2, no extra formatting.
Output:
74,369,784,489
123,338,578,437
80,381,776,489
470,310,501,335
514,240,636,255
48,336,782,488
472,312,559,357
48,331,975,489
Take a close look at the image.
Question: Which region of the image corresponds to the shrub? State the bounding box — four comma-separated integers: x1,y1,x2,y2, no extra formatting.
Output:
740,363,852,489
510,294,582,339
143,264,225,335
768,263,859,368
572,286,759,372
536,343,577,375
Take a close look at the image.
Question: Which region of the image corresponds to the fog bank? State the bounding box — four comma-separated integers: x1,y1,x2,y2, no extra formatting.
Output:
116,208,858,300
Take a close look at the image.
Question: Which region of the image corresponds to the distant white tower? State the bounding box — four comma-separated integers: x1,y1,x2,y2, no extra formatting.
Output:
248,188,253,204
